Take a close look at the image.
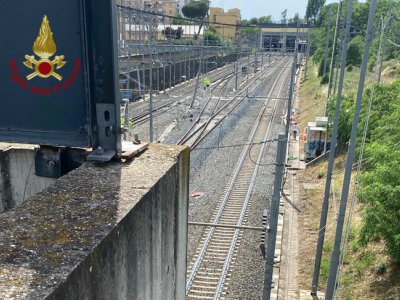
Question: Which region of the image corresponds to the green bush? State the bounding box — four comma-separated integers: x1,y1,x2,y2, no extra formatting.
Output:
346,65,353,72
324,241,334,252
318,57,331,77
347,36,364,66
358,79,400,262
320,73,329,85
350,251,376,276
375,260,388,275
320,257,330,282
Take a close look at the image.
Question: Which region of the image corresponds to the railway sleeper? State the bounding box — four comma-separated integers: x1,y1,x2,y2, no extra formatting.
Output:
186,295,214,299
206,245,231,250
194,273,221,279
188,289,216,295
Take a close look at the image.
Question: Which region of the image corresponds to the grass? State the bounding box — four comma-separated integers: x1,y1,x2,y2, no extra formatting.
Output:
297,58,400,299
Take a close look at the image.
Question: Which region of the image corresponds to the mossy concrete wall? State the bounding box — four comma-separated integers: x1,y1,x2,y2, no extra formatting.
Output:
0,144,56,213
0,144,189,299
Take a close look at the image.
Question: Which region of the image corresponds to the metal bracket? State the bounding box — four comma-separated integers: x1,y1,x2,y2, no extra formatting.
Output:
87,103,118,161
35,146,88,178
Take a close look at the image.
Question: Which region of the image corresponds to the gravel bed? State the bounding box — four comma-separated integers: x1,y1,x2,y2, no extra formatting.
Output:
225,66,291,300
125,57,291,298
185,98,265,264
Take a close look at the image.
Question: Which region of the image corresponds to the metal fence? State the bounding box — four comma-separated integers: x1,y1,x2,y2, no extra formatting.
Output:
115,2,306,101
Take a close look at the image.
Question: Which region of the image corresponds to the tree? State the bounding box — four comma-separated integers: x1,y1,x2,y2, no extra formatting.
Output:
182,0,210,38
241,27,257,43
259,15,272,24
249,17,259,26
347,35,364,66
306,0,326,24
204,28,222,45
288,13,300,24
281,9,288,24
358,81,400,261
172,13,191,25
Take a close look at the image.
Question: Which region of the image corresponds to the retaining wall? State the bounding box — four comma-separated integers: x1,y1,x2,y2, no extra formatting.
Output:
0,144,189,299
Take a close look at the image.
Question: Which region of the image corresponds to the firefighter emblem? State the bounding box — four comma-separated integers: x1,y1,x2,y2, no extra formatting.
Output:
23,15,66,81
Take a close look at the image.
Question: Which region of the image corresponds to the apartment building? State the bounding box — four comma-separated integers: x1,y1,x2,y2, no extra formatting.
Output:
209,7,241,42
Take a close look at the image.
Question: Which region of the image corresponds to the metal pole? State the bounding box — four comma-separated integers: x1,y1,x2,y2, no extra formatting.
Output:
173,45,176,86
304,33,310,79
327,0,342,99
141,15,146,101
377,36,386,84
157,60,160,92
377,11,392,84
332,54,339,96
127,10,132,95
235,46,238,90
285,40,298,138
323,7,333,75
205,40,208,74
254,35,258,71
326,1,377,298
169,18,172,89
148,16,154,142
269,36,272,66
163,64,166,91
262,133,286,300
248,48,250,68
260,26,264,67
311,0,354,295
188,49,191,80
190,37,205,108
179,48,182,85
185,46,188,80
136,68,141,96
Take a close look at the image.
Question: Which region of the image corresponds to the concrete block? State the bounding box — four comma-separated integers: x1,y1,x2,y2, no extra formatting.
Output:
0,144,189,300
0,144,56,212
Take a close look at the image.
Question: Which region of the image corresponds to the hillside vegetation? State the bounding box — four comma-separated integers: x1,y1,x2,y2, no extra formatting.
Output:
298,56,400,298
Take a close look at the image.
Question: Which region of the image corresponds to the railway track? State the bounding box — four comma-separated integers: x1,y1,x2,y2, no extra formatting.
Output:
128,55,281,127
185,58,291,300
130,72,235,127
177,57,288,149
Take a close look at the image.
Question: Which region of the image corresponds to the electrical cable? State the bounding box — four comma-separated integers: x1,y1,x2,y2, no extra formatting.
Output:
192,139,278,151
117,4,313,30
333,4,390,293
247,141,281,166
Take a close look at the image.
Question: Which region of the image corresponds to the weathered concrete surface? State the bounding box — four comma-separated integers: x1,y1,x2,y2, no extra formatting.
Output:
0,143,56,213
0,143,189,299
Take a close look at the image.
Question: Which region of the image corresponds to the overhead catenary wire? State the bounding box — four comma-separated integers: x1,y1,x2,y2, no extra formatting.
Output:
116,4,313,30
191,139,278,151
333,2,394,297
326,1,378,297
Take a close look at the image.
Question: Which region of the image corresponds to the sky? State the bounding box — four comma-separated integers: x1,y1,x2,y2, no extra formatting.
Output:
210,0,338,21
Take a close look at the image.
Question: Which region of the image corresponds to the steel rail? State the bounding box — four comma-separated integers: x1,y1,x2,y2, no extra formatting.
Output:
177,73,235,144
130,56,280,130
180,58,288,147
177,55,277,145
213,63,290,300
185,58,291,297
187,58,289,149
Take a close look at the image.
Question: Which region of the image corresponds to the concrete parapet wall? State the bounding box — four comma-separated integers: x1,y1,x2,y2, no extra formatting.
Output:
0,144,56,213
0,144,189,299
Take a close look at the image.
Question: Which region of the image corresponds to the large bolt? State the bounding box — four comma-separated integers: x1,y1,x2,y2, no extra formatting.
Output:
47,160,56,168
